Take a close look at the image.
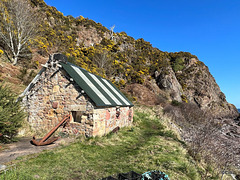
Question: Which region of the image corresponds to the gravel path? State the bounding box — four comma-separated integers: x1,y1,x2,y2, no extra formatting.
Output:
0,137,73,165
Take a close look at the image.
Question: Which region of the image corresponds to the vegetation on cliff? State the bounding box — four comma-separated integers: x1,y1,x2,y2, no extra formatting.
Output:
1,0,198,85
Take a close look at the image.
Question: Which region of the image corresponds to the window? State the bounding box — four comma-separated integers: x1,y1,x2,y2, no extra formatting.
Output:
71,111,83,123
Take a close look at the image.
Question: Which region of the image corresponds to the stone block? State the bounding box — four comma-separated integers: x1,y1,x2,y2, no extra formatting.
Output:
79,131,85,135
82,115,87,120
59,105,64,109
81,118,86,123
56,96,63,101
53,85,60,93
55,108,63,114
60,88,64,93
52,102,58,109
73,129,78,134
43,87,48,92
86,124,92,129
68,105,86,111
86,119,93,126
48,109,55,117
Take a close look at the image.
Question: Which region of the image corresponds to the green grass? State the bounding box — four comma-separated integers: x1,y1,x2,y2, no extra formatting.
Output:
0,106,201,180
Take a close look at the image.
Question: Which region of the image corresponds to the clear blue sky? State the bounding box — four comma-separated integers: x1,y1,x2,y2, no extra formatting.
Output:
45,0,240,108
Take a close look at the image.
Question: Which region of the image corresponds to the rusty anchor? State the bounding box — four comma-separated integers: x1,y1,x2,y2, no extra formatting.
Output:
31,114,70,146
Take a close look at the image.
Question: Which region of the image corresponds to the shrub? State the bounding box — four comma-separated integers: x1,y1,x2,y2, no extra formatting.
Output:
172,57,185,72
163,102,235,178
171,100,181,106
181,94,188,103
0,84,25,143
0,49,3,56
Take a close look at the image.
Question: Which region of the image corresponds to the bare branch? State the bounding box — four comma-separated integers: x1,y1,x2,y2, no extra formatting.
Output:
0,0,39,65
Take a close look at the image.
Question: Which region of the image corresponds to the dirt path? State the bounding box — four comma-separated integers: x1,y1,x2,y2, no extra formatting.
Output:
0,137,73,165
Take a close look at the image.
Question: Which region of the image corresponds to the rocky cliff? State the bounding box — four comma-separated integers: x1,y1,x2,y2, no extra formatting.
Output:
154,57,238,119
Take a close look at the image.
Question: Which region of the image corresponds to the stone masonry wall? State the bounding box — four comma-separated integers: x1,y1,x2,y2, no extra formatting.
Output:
22,65,95,136
93,106,133,136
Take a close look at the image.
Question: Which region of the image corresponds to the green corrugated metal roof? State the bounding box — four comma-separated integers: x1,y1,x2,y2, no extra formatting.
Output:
60,62,134,107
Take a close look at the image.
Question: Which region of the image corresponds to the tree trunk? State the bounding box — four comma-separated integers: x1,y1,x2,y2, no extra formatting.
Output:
13,56,18,66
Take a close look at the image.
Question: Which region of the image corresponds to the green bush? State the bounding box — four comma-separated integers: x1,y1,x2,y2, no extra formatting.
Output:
172,57,185,72
0,84,25,143
171,100,181,106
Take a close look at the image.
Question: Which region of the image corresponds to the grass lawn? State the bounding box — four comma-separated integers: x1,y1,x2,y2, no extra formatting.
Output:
0,106,201,180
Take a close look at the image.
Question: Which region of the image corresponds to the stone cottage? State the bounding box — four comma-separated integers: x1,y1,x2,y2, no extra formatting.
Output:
21,54,134,137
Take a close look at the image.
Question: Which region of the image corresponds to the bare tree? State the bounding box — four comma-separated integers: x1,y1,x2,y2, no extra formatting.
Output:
92,49,116,77
110,25,115,40
0,0,38,65
92,50,110,69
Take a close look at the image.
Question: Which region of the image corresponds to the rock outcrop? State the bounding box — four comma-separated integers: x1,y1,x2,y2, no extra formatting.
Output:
155,66,183,102
154,57,239,119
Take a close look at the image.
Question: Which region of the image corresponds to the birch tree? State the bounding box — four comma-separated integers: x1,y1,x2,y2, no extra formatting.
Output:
0,0,38,65
110,25,115,40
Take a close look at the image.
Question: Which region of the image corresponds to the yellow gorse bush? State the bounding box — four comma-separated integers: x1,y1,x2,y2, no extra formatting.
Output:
0,49,4,56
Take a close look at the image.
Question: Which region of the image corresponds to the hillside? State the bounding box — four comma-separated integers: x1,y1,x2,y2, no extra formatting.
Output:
0,0,238,119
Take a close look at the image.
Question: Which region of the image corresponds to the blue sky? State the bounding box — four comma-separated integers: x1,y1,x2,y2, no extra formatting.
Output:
45,0,240,108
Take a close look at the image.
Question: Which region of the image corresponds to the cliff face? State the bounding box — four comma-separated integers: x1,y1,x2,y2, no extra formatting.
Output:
178,59,238,118
156,57,238,119
155,66,183,102
3,0,238,119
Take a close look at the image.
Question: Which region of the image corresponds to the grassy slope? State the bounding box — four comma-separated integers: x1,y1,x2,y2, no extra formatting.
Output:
1,106,201,180
0,61,27,94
